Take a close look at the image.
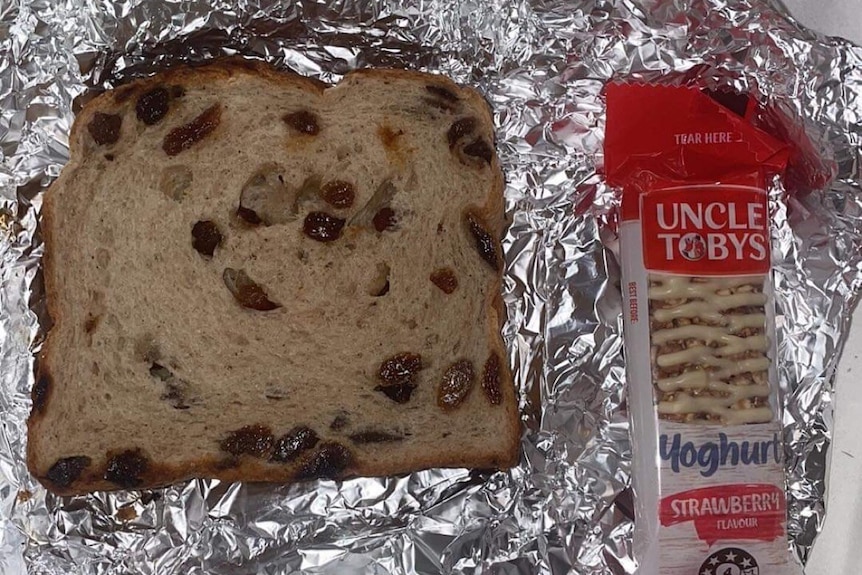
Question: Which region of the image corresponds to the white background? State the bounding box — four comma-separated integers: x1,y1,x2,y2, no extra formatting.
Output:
781,2,861,573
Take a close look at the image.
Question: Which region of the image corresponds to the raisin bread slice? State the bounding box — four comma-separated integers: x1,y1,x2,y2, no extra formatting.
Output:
28,60,520,495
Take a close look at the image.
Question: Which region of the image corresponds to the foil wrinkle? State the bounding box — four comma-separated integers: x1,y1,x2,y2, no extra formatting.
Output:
1,0,862,573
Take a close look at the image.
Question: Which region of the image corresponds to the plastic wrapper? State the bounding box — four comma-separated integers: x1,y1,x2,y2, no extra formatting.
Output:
1,1,861,574
606,83,794,574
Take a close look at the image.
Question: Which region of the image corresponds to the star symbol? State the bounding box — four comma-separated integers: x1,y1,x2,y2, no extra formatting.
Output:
709,557,720,566
741,558,753,568
724,551,738,562
701,569,712,575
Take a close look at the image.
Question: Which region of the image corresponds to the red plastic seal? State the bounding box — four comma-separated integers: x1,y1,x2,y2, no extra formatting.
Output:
660,484,786,546
604,84,790,223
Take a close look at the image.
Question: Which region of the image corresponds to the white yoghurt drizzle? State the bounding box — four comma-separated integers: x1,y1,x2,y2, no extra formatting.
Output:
649,275,772,425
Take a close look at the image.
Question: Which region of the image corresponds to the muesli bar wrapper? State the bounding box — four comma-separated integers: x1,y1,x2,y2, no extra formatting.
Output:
605,84,794,574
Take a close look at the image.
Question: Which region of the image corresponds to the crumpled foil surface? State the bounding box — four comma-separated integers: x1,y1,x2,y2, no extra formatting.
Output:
1,0,861,573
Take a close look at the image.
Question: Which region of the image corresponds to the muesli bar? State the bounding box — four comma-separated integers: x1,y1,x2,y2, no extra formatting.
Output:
605,84,794,574
648,275,772,425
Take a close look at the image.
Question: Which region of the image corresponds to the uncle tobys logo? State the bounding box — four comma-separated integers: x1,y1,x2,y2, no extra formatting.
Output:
679,232,707,261
641,186,769,275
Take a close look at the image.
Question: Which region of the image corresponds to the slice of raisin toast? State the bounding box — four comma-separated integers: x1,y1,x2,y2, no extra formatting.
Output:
27,60,520,495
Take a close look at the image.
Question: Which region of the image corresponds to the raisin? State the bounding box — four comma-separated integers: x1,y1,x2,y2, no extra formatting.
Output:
220,425,274,458
104,449,148,487
32,373,50,413
426,84,459,102
88,112,122,146
350,180,396,229
135,87,170,125
465,212,501,272
348,430,403,443
46,456,90,487
437,359,475,411
482,353,502,405
237,206,263,225
447,117,476,148
223,268,281,311
375,353,422,404
163,104,221,156
463,138,493,165
271,426,319,463
379,353,422,386
330,414,349,430
303,211,345,242
295,442,352,480
372,208,397,232
191,220,222,257
375,383,413,403
430,268,458,294
283,110,320,135
320,180,355,208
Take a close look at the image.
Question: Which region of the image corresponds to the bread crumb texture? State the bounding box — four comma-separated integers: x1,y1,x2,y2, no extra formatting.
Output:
28,61,520,495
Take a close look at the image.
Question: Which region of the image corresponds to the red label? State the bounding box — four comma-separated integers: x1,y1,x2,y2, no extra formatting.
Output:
604,84,790,192
660,484,785,546
641,186,769,275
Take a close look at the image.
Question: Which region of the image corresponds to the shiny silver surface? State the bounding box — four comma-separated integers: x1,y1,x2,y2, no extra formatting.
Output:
1,0,860,572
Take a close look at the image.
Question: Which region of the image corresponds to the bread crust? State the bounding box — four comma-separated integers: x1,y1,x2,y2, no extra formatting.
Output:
29,58,519,496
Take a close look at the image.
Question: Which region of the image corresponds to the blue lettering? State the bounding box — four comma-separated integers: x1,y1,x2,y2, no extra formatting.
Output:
719,432,739,466
659,433,681,472
660,431,782,475
680,442,697,467
740,440,761,465
697,442,719,477
760,440,771,463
